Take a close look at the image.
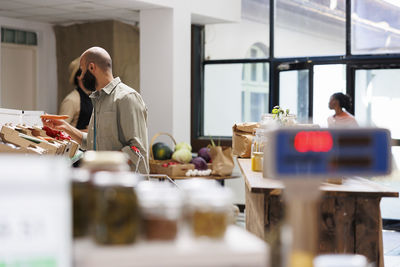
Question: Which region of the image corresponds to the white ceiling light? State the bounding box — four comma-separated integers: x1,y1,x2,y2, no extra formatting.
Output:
329,0,337,10
383,0,400,8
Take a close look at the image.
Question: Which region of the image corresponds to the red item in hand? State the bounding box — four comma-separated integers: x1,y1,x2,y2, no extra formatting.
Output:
42,126,71,141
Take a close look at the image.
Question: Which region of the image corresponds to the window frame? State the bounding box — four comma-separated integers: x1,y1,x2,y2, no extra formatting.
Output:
191,0,400,151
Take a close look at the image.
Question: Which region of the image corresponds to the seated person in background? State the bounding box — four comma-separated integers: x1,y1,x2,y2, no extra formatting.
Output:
327,92,358,128
59,57,93,131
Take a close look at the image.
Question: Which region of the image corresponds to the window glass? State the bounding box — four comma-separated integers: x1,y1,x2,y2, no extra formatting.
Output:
352,0,400,55
204,63,269,136
205,0,269,59
275,0,345,57
313,64,346,127
355,69,400,138
279,69,309,122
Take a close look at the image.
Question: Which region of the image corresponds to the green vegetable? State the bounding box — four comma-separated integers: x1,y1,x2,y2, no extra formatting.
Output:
152,142,173,160
175,142,192,152
172,149,192,163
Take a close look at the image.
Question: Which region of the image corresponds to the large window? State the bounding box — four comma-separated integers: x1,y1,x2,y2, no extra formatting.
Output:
279,69,309,122
192,0,400,149
352,0,400,54
312,64,346,127
275,0,346,57
355,69,400,138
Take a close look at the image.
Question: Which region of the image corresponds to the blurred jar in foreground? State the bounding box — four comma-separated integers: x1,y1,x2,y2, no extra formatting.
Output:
81,151,130,174
313,254,368,267
137,181,182,241
93,171,142,245
71,168,92,238
188,186,233,239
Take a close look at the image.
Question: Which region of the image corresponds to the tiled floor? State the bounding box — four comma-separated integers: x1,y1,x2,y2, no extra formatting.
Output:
383,230,400,267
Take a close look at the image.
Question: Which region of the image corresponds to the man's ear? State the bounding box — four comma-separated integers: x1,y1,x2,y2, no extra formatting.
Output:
89,62,95,72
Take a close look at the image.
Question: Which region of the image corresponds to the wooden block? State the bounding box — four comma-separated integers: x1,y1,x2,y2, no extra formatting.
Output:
268,195,284,232
355,197,381,267
319,196,355,254
245,185,266,240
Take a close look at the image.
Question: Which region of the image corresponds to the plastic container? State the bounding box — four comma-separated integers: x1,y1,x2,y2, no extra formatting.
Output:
188,186,233,239
92,171,142,245
136,181,183,241
71,168,92,238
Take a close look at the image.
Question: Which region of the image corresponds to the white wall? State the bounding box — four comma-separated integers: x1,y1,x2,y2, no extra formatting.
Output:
0,16,57,114
140,6,191,144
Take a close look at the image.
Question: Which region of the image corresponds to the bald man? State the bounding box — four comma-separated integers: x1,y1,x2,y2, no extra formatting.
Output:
43,47,149,173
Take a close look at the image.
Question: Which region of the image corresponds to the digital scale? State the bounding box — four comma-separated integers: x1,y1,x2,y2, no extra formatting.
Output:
266,128,391,178
264,128,391,267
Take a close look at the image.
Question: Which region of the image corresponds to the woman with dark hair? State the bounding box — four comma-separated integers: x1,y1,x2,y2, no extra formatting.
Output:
327,92,358,127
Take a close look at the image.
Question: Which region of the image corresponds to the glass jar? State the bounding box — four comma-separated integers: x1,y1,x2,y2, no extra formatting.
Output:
71,168,92,238
81,151,130,174
251,128,265,172
188,186,233,239
136,181,182,241
281,114,297,126
92,171,142,245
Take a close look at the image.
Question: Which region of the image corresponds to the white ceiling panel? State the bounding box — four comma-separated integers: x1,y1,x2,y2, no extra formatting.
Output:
94,0,157,9
13,0,81,7
56,2,115,12
0,0,157,24
0,0,35,10
17,7,69,16
0,9,27,18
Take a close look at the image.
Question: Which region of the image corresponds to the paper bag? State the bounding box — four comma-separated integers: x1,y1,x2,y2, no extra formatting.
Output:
210,146,234,176
232,122,259,158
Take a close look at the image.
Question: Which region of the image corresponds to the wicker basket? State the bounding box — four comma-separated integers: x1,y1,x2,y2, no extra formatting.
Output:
149,132,194,177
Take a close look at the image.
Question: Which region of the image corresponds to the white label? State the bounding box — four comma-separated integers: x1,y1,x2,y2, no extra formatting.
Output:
0,155,71,267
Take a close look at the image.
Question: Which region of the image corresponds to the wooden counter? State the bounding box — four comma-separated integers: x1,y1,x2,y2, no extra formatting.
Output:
238,158,399,267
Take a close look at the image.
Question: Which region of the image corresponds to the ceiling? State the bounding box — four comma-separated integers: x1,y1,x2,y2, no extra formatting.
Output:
0,0,157,25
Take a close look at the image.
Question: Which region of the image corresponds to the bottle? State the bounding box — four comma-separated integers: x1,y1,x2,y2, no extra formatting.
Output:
251,128,264,172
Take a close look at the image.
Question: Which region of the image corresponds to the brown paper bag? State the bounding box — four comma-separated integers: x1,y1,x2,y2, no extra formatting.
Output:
232,122,259,158
210,146,234,176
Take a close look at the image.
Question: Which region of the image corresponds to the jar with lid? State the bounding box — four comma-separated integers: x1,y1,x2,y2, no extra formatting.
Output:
251,128,265,172
187,185,233,239
92,171,142,245
71,168,92,238
81,151,130,174
136,181,182,241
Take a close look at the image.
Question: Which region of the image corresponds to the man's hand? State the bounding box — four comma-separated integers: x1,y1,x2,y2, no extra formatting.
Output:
41,117,84,145
41,117,69,132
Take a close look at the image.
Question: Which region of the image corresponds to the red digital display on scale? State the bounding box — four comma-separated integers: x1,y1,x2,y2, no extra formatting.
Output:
294,131,333,153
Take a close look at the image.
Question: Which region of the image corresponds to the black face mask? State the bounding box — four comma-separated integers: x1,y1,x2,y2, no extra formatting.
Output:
82,69,97,92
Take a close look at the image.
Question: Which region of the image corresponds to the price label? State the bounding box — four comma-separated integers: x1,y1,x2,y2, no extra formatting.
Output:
268,128,391,178
0,155,71,267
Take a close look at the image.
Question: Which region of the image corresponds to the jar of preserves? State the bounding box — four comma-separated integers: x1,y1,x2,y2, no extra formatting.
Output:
251,128,265,172
92,171,142,245
188,185,233,239
71,168,92,238
136,181,182,241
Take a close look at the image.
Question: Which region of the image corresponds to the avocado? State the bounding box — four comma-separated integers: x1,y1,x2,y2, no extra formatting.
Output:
152,142,173,160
